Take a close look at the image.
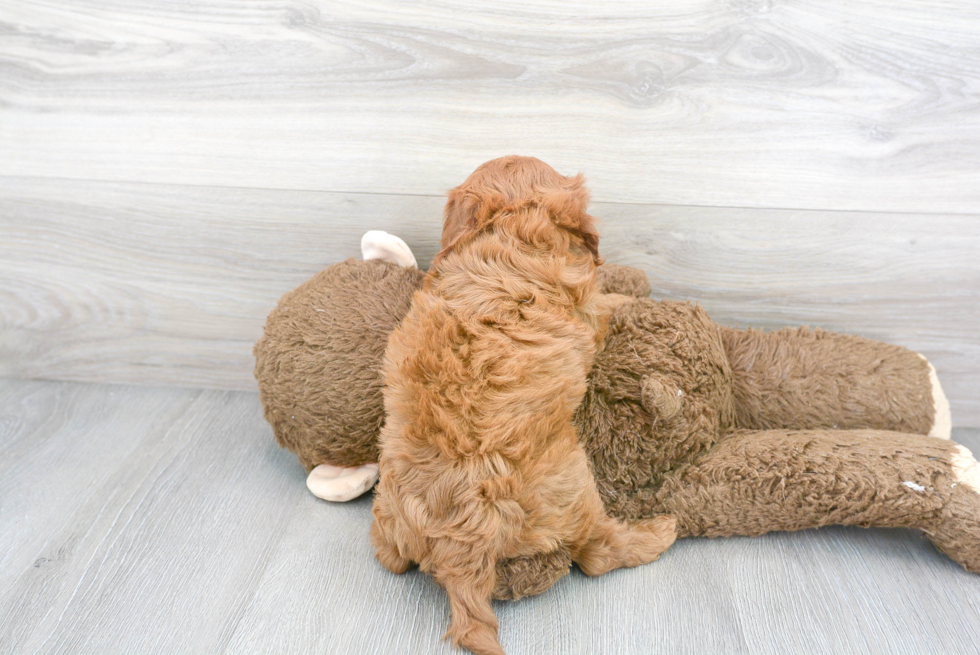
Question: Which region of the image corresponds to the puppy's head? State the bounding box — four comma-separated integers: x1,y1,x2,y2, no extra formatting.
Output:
436,156,601,266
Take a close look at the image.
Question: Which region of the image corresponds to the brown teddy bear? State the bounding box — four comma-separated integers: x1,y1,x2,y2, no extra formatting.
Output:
254,231,979,600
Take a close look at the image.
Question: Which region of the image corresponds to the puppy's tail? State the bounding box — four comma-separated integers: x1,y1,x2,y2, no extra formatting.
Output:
437,466,522,654
440,562,505,655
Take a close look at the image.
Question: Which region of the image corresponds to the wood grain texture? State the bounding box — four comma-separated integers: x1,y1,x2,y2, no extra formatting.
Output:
724,526,980,653
2,380,980,654
0,380,198,594
0,380,306,654
3,176,978,424
224,491,750,655
1,0,979,212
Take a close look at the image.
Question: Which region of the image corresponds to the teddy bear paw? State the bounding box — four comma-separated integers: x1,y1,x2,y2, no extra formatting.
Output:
917,354,951,439
952,445,980,493
307,462,380,501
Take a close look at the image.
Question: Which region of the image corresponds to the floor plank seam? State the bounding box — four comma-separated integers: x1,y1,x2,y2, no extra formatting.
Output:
4,173,977,218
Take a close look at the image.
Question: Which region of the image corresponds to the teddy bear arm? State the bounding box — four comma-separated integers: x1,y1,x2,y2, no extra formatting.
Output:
654,428,980,572
595,264,652,298
719,326,950,438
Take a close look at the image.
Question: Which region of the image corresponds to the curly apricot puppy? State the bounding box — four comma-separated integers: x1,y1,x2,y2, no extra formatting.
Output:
370,156,677,655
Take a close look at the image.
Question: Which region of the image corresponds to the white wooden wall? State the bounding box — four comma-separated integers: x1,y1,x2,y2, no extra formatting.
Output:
2,0,979,424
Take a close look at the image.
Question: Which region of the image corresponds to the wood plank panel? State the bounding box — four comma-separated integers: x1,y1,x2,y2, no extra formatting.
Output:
2,176,978,423
0,176,444,390
223,491,748,655
0,382,304,654
725,524,980,653
0,379,198,594
1,381,979,653
1,0,979,212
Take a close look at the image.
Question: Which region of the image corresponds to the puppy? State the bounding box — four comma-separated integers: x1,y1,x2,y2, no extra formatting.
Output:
371,156,676,655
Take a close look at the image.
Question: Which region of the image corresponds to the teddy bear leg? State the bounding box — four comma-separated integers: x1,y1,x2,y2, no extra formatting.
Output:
655,428,980,572
360,230,418,267
492,549,573,601
720,326,949,438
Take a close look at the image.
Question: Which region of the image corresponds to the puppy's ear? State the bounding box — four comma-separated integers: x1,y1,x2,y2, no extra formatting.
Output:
575,212,602,265
440,187,476,251
434,185,505,266
541,173,602,265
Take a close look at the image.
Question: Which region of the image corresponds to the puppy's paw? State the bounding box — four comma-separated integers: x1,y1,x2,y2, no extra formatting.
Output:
632,514,677,563
375,545,412,575
370,520,413,574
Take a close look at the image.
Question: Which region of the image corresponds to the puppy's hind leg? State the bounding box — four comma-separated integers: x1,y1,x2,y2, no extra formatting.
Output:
575,513,677,577
370,514,412,574
556,446,677,577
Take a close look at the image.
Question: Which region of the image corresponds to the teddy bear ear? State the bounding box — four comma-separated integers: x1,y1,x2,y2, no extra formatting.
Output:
574,211,602,265
361,230,418,268
641,375,683,420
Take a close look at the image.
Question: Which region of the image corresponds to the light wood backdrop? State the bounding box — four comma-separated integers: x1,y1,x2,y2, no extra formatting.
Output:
2,0,979,424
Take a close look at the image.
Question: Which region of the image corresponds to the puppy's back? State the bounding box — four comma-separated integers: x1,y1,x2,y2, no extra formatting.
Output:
383,271,595,467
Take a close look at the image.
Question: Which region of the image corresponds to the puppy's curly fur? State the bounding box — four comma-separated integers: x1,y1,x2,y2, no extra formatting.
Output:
370,157,676,655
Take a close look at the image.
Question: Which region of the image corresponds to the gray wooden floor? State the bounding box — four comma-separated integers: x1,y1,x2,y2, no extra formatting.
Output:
2,377,980,655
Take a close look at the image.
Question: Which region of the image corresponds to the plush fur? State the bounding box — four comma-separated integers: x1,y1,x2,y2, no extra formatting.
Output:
654,429,975,543
577,302,940,521
509,297,976,595
253,173,979,616
593,263,653,299
252,261,647,473
254,259,425,471
721,326,935,434
369,157,675,655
